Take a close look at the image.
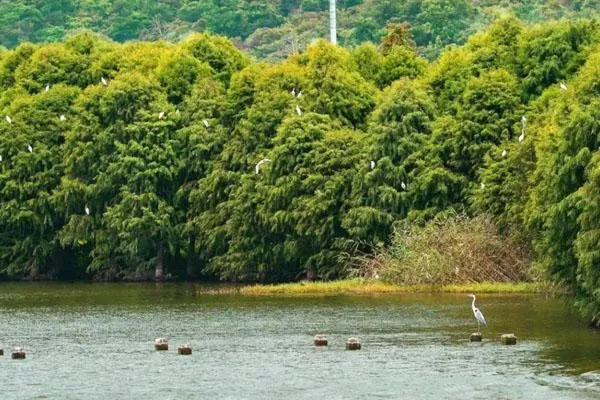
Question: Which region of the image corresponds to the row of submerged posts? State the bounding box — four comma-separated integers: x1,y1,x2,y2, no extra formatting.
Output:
314,335,361,350
470,332,518,344
154,338,192,355
0,345,26,359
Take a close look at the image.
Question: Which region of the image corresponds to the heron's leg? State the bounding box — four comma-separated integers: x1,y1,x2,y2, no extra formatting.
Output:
477,320,480,333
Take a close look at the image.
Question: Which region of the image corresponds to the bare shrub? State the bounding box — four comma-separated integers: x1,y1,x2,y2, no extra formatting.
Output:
353,213,531,284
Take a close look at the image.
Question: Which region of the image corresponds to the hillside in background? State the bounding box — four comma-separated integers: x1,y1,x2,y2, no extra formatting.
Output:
0,0,599,60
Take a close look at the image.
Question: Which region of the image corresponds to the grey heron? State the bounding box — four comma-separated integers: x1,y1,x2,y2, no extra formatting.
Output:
255,158,271,174
467,294,487,332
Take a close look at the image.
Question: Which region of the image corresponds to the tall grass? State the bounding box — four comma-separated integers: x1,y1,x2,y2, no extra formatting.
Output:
352,213,532,285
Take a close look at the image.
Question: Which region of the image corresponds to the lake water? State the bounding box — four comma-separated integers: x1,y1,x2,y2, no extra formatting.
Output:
0,283,599,399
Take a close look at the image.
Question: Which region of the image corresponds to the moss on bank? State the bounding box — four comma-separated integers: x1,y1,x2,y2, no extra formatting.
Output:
233,279,546,296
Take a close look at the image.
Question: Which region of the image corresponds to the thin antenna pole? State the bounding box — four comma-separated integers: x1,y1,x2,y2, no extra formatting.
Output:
329,0,337,44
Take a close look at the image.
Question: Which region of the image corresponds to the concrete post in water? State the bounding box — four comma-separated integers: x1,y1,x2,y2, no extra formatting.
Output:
470,333,482,342
500,333,517,345
346,338,361,350
155,338,168,351
314,335,328,346
178,344,192,355
0,345,3,356
11,346,25,359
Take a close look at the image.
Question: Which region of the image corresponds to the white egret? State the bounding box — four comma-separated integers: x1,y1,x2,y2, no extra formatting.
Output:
401,181,407,190
560,83,567,91
519,115,526,142
101,77,108,86
296,105,302,116
501,149,507,157
481,182,485,190
0,155,2,162
370,160,375,170
85,204,90,216
5,115,12,124
291,88,296,96
467,294,487,332
255,158,271,174
59,114,66,122
27,144,33,153
158,111,165,119
203,119,210,128
45,84,50,92
518,132,525,143
176,108,180,114
297,91,302,98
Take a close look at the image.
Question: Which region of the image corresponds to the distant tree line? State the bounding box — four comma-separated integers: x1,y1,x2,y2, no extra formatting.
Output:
0,0,598,60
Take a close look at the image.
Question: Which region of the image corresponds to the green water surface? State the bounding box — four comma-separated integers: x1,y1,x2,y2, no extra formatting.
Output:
0,283,599,399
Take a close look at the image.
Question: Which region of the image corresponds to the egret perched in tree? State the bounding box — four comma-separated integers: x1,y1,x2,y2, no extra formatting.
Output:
560,83,567,90
297,91,302,98
519,115,526,142
27,144,33,153
203,119,210,128
101,77,108,86
502,149,507,157
85,204,90,216
401,181,407,190
255,158,271,174
370,160,375,170
5,115,12,124
467,294,487,332
296,105,302,116
0,155,3,162
45,84,50,92
481,182,485,190
59,114,66,122
158,111,165,119
291,88,296,96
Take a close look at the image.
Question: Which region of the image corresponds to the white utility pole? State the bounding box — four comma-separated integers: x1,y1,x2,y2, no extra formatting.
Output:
329,0,337,44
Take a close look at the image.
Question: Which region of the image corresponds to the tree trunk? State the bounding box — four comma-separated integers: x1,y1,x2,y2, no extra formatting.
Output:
155,245,164,281
186,234,196,279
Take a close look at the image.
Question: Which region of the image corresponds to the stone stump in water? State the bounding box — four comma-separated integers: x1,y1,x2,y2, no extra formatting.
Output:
470,333,482,342
500,333,517,345
11,346,25,359
155,338,168,351
178,344,192,355
346,338,361,350
314,335,328,346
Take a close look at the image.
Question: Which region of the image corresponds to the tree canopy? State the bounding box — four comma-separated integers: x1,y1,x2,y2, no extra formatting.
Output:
2,17,600,324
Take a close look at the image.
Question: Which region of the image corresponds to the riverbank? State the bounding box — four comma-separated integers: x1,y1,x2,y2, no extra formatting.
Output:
228,279,548,296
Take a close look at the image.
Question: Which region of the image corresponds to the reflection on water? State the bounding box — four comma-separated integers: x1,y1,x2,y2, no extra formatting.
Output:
0,283,598,399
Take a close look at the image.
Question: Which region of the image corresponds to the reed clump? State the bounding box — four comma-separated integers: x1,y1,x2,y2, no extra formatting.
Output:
354,213,532,285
